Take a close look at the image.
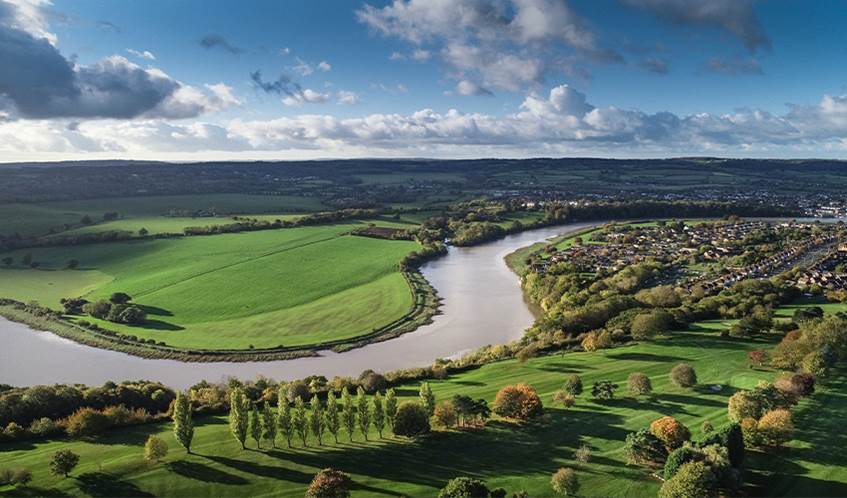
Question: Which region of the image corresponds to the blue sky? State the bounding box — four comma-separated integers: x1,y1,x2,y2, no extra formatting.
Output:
2,0,847,160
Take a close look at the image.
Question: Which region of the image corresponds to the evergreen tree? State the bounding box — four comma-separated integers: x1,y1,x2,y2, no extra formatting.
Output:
373,392,385,438
229,388,249,450
357,386,371,441
309,396,325,445
321,392,339,445
277,394,293,448
250,404,262,449
262,401,277,448
385,388,398,431
293,396,309,446
172,391,194,454
341,388,356,442
420,382,436,416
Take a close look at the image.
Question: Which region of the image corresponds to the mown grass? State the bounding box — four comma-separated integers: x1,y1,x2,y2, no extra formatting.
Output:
3,318,840,497
0,222,420,349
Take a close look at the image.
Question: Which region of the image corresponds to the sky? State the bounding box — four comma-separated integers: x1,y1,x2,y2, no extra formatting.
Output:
2,0,847,161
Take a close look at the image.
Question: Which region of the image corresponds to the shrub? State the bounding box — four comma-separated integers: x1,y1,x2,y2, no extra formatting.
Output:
789,373,815,396
740,417,763,448
3,422,25,440
306,468,352,498
144,435,169,463
438,477,490,498
492,384,543,420
695,423,745,469
658,461,717,498
727,391,763,422
433,401,458,428
650,416,691,450
624,429,668,465
563,375,583,396
574,444,591,465
670,363,697,388
757,409,794,448
664,446,701,480
358,370,387,394
552,390,575,408
550,467,579,496
28,417,59,437
700,420,713,435
747,349,769,367
65,407,110,438
393,402,430,437
49,449,80,477
591,381,618,400
627,373,652,396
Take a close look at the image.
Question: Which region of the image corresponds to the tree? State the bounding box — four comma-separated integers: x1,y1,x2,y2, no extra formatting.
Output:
438,477,490,498
262,401,276,448
172,391,194,453
631,310,673,340
757,409,794,448
358,370,388,394
747,349,769,368
82,299,112,319
277,396,293,448
563,375,583,396
65,407,110,437
341,389,356,442
591,381,619,400
551,467,579,496
356,387,370,441
492,383,543,420
66,259,80,270
624,429,667,465
294,396,309,446
553,390,576,409
286,381,311,403
138,228,149,237
310,396,325,445
109,292,132,304
727,390,764,422
650,416,691,450
229,388,249,449
419,382,436,417
393,401,430,437
325,391,340,443
658,461,717,498
372,392,385,438
144,435,169,463
663,446,700,480
385,388,398,431
670,363,697,388
49,449,79,477
433,400,458,428
801,351,829,376
627,372,652,396
305,468,352,498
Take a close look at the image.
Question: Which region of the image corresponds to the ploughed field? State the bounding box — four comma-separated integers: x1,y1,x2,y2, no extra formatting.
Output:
0,221,420,350
1,318,843,497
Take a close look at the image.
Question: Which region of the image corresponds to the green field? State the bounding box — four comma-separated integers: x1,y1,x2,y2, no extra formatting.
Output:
0,319,841,497
0,222,419,349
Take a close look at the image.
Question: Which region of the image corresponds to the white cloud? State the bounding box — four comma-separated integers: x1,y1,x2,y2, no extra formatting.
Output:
336,90,360,105
455,80,492,96
411,49,430,61
279,47,290,55
281,88,330,106
317,60,331,71
126,48,156,60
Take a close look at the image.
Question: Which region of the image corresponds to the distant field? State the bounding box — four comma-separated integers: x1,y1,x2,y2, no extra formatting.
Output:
0,222,419,349
0,194,326,237
1,313,841,497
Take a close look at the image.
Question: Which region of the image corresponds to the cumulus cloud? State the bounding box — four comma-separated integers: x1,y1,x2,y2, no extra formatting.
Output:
456,80,492,96
622,0,770,52
126,48,156,60
0,2,237,120
199,33,242,54
357,0,620,94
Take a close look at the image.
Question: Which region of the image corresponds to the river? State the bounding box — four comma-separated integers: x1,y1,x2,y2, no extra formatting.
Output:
0,221,598,389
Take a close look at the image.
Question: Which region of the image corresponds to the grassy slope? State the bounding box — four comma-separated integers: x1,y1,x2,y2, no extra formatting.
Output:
0,223,419,349
5,319,841,498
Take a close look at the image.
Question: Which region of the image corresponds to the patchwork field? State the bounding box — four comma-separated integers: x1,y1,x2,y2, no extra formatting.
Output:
1,317,842,497
0,222,421,349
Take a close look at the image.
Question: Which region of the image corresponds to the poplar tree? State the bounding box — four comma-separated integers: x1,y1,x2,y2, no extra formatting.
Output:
229,388,249,450
293,396,309,446
341,389,356,442
250,405,261,449
309,396,325,445
385,388,398,431
357,386,371,441
277,393,293,448
172,391,194,454
325,391,340,444
373,392,385,438
261,401,277,448
420,382,436,416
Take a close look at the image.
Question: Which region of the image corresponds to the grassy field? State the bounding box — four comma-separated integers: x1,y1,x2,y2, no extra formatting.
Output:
0,222,420,349
2,314,842,497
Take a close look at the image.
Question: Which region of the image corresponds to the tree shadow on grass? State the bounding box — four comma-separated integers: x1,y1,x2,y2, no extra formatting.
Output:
75,472,154,497
166,460,248,485
0,486,70,497
535,362,593,374
139,305,173,317
134,319,184,331
201,454,313,484
605,352,687,363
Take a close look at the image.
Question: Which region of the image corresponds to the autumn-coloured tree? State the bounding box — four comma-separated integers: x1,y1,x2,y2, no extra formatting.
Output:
757,409,794,448
492,383,543,420
433,400,458,428
305,468,352,498
669,363,697,388
627,372,652,396
650,416,691,450
747,349,769,368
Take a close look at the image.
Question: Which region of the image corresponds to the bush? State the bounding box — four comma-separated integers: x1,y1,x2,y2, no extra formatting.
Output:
492,384,543,420
438,477,490,498
757,409,794,448
550,467,579,496
658,461,717,498
305,468,353,498
144,435,169,463
393,402,430,437
591,381,618,400
574,444,591,465
28,417,59,437
65,407,110,438
624,429,667,465
358,370,388,394
727,391,763,422
650,416,691,450
3,422,25,440
627,372,652,396
563,375,583,396
740,417,764,449
664,446,701,480
433,401,458,428
552,390,575,408
695,423,745,469
631,310,673,340
670,363,697,388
